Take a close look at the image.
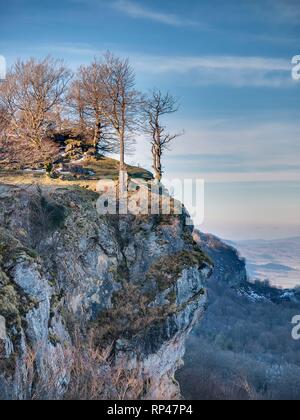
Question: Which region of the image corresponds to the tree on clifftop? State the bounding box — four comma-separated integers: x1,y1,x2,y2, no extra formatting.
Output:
68,62,117,155
143,90,182,183
0,57,72,148
100,52,142,190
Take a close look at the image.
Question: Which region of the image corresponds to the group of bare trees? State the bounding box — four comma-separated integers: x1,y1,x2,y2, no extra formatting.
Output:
0,52,182,183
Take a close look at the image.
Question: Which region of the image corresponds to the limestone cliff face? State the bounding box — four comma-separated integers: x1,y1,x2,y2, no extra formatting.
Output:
0,185,211,400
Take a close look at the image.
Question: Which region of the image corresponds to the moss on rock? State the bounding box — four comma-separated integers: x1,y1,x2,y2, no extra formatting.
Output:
0,284,21,330
0,230,41,336
92,283,172,345
146,250,212,293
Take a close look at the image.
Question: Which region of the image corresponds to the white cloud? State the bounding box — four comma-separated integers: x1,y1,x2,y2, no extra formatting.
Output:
127,118,300,184
38,43,100,56
177,122,300,182
168,170,300,184
131,53,292,87
4,38,293,88
136,55,289,72
112,0,198,27
267,0,300,22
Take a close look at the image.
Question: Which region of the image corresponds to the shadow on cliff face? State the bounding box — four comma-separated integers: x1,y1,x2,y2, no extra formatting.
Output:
177,275,300,400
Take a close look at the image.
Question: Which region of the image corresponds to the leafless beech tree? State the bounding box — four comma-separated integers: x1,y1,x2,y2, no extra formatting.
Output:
101,52,142,183
144,90,182,182
0,57,72,148
0,136,60,170
68,61,117,154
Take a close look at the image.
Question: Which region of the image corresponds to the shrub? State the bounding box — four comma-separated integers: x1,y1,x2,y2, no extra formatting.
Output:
29,189,66,246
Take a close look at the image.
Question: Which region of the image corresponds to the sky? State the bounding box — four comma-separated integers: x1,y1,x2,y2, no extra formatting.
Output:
1,0,300,240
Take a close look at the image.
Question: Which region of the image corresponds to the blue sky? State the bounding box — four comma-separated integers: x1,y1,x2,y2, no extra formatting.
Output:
1,0,300,239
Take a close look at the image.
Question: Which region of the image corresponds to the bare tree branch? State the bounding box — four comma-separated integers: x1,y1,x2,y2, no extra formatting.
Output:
0,57,72,148
143,90,183,182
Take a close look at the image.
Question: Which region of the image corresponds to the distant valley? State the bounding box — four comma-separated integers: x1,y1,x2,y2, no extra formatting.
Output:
228,237,300,289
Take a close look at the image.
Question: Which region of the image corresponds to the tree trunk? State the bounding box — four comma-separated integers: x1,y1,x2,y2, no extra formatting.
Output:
119,131,127,193
152,143,162,183
119,131,125,171
94,117,101,151
79,106,85,135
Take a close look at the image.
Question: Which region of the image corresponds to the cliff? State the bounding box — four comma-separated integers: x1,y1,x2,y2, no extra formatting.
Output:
193,231,248,286
0,184,211,400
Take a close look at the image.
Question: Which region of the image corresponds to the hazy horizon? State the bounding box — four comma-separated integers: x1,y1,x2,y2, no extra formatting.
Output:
201,227,300,243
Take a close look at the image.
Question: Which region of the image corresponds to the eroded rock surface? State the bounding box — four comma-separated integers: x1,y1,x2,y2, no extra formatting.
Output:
0,185,211,400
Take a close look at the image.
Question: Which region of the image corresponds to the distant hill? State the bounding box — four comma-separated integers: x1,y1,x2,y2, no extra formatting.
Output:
227,237,300,289
248,263,297,272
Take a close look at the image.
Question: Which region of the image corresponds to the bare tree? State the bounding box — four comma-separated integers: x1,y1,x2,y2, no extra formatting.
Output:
144,90,182,183
101,52,142,186
0,57,72,148
68,61,117,155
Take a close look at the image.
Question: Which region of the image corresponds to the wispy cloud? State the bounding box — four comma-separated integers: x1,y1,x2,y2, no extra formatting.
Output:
3,39,294,88
133,54,290,73
37,43,99,56
267,0,300,22
131,118,300,184
248,0,300,24
112,0,198,27
131,53,293,87
165,119,300,183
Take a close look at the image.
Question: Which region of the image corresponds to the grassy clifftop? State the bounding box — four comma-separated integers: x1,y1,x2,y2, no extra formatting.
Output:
0,156,153,191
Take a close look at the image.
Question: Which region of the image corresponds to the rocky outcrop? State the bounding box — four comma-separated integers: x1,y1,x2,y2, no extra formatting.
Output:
193,231,248,286
0,184,211,400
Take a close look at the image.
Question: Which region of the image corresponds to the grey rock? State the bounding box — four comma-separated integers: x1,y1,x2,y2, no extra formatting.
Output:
0,185,212,400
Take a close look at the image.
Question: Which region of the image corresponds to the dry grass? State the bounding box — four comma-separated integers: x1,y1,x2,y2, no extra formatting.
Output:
65,336,145,401
73,156,152,181
0,156,152,193
0,170,100,192
22,334,145,401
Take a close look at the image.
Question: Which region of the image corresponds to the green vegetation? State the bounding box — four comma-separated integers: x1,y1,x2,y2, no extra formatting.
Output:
0,231,38,264
0,284,21,330
45,162,53,176
0,275,38,336
0,232,40,335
